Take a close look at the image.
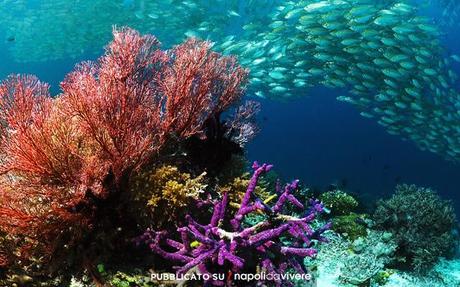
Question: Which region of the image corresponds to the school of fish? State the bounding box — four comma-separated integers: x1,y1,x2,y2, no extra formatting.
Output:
0,0,272,62
214,0,460,161
1,0,460,162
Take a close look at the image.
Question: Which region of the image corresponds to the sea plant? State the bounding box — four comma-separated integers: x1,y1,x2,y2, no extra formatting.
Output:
0,27,250,284
373,184,457,272
136,162,331,286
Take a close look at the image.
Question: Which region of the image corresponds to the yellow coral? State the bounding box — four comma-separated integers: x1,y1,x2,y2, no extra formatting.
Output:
218,174,275,209
146,166,206,209
128,165,207,228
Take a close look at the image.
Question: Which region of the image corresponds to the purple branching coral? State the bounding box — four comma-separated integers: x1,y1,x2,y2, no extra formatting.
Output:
136,162,331,286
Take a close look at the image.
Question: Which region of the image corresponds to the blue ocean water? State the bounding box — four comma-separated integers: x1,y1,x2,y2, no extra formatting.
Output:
0,0,459,214
248,87,460,212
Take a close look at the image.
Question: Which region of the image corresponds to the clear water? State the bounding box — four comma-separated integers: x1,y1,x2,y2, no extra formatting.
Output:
0,1,460,286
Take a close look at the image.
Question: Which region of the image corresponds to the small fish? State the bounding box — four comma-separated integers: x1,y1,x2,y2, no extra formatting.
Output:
227,10,241,17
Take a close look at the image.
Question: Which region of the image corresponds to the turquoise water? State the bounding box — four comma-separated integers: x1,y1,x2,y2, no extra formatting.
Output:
0,0,459,286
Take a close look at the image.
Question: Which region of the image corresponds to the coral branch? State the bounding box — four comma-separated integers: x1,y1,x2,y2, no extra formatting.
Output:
137,162,330,286
160,38,249,139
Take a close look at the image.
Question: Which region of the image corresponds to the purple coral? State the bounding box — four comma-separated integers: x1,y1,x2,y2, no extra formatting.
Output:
136,162,331,286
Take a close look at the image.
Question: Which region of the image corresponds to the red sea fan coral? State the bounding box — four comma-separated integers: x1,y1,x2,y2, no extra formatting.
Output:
61,29,167,182
160,38,248,139
0,75,81,184
0,75,99,266
0,27,249,276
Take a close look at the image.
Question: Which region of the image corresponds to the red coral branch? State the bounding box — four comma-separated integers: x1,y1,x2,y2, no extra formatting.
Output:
61,28,167,181
0,75,86,186
160,38,248,139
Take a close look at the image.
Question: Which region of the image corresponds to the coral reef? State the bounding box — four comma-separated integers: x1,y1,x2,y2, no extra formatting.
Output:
373,184,457,272
331,213,368,241
128,165,207,229
136,162,331,286
320,190,367,241
144,167,206,210
217,172,275,210
319,190,359,216
0,27,250,284
308,230,397,287
339,231,397,285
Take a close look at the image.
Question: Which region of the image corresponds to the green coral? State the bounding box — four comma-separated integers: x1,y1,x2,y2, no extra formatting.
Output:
373,184,457,273
84,264,159,287
319,190,358,216
332,213,368,241
373,269,394,286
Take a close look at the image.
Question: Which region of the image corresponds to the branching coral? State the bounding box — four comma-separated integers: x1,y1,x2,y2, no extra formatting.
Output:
128,165,207,228
136,162,331,286
319,190,358,216
373,184,457,272
145,166,206,209
218,172,274,210
0,27,249,282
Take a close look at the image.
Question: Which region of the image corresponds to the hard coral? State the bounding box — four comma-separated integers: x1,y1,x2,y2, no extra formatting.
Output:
339,231,397,286
128,165,207,228
373,184,457,272
312,230,397,287
146,166,206,209
332,213,368,241
137,162,331,287
0,27,249,282
218,173,274,210
319,190,358,216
